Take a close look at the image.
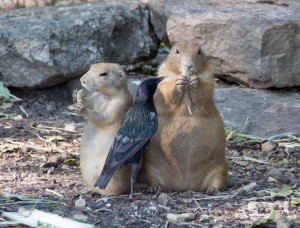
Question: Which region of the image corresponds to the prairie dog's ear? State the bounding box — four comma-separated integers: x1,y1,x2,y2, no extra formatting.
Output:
119,70,126,78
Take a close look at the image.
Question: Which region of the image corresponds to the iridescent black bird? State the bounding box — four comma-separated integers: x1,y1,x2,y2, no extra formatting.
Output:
94,76,165,199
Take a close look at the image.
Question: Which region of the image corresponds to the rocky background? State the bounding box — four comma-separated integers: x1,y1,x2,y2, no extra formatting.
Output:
0,0,299,136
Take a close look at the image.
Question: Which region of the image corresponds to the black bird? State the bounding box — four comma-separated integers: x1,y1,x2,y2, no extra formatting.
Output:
94,76,165,199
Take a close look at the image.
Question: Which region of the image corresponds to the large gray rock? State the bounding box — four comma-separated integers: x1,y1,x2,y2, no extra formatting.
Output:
0,0,158,88
214,87,300,138
142,0,300,88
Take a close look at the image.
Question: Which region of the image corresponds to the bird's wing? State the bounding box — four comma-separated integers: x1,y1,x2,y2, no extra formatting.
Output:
95,105,158,189
112,105,158,162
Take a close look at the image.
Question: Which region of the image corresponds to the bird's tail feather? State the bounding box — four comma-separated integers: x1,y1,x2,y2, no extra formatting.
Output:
94,163,119,189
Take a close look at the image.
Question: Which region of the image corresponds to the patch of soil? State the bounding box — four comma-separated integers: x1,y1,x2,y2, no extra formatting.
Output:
0,83,299,227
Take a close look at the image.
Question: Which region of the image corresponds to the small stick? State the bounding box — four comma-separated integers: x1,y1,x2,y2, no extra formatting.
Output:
19,106,29,118
45,189,64,198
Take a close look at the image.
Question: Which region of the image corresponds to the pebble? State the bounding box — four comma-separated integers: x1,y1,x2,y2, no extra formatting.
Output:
276,215,290,228
167,212,195,222
283,201,290,212
261,141,278,152
73,214,88,222
247,201,258,211
64,123,77,132
158,193,171,206
158,204,171,211
75,198,86,208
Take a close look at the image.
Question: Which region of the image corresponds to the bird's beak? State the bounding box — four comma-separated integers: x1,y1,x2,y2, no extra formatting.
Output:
157,76,167,84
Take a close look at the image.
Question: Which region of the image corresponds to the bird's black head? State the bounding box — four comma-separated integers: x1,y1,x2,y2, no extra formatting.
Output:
135,76,165,103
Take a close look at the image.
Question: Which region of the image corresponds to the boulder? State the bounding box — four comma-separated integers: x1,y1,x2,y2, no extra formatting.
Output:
214,87,300,138
0,0,158,88
142,0,300,88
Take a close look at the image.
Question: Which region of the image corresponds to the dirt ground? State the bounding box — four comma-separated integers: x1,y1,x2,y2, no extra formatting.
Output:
0,78,299,227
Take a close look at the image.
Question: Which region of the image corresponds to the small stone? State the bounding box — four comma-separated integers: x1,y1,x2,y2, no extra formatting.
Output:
283,201,290,212
247,201,258,211
46,102,55,112
268,168,285,182
276,215,290,228
75,198,86,208
158,204,171,211
282,158,289,164
167,212,195,222
64,123,77,132
158,193,171,206
267,176,278,183
73,214,88,222
13,115,23,120
182,198,193,204
262,141,278,153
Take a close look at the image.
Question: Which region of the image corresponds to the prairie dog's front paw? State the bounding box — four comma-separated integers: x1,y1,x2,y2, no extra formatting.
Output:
73,102,86,115
176,75,190,90
189,75,199,89
76,89,85,103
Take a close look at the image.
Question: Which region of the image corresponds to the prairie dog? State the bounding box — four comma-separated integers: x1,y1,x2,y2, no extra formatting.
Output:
73,63,132,195
140,40,228,192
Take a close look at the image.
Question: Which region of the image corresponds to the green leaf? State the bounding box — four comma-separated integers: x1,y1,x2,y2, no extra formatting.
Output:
44,135,65,142
0,144,20,152
8,194,42,201
0,101,13,110
291,198,300,205
0,81,11,99
63,159,78,166
250,207,276,227
270,185,293,197
268,207,276,221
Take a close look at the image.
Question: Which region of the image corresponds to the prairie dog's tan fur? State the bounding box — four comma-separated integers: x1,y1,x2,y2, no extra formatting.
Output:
140,40,227,192
74,63,132,195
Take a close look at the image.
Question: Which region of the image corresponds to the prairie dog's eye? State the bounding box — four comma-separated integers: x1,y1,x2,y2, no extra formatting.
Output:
99,72,108,77
198,49,201,55
176,48,179,54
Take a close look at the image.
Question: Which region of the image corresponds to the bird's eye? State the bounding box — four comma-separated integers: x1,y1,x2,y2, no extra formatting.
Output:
176,48,179,54
198,49,201,55
99,72,108,77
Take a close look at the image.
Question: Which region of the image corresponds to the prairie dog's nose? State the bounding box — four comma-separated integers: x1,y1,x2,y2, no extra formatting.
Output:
183,63,195,74
184,64,194,70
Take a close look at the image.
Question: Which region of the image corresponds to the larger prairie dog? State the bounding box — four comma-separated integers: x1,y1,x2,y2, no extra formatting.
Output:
73,63,132,195
140,40,228,192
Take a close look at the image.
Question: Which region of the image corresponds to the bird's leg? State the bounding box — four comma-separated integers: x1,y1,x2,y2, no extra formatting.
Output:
129,162,141,200
129,178,134,200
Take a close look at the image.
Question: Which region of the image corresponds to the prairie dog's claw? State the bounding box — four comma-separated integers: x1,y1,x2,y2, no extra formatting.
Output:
189,75,199,89
76,89,85,103
176,75,190,90
73,102,86,115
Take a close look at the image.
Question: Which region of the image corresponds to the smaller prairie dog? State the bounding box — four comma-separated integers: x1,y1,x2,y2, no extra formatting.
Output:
140,40,228,192
73,63,132,195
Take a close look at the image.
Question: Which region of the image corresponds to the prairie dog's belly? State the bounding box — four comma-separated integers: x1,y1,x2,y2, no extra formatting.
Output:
80,123,117,184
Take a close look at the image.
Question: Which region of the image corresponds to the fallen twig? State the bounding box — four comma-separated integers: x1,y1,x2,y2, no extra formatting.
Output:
45,189,64,198
19,106,29,118
242,156,269,164
93,208,116,214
